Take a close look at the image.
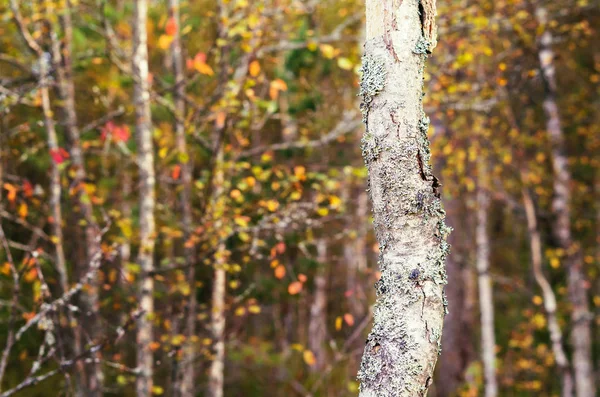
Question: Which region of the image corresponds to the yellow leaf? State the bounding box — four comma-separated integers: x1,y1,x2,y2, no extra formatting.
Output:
18,203,28,219
337,57,353,70
317,207,329,217
335,316,342,331
157,35,174,50
532,296,543,306
303,350,316,366
329,195,342,209
235,307,246,316
194,60,214,76
319,44,336,59
248,305,261,314
152,386,164,395
550,257,560,269
249,60,261,77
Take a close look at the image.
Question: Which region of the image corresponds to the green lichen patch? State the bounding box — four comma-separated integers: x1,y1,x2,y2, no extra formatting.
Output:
413,35,431,55
359,55,387,123
361,132,383,165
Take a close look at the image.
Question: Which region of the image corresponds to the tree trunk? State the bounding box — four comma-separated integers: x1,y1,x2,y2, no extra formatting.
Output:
536,7,596,397
308,239,328,371
435,198,474,397
208,147,227,397
166,0,197,394
522,188,573,397
208,246,227,397
357,1,450,395
475,161,497,397
38,28,68,296
133,0,156,394
48,2,102,393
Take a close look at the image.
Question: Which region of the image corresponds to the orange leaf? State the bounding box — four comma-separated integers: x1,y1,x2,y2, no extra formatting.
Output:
249,60,261,77
269,78,288,100
171,165,181,180
4,183,17,203
343,313,355,326
149,341,161,351
288,281,302,295
274,265,286,279
215,111,226,129
297,273,307,283
276,242,286,254
303,350,316,366
165,17,177,36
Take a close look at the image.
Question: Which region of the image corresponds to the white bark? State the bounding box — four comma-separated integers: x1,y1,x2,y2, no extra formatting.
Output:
208,148,227,397
522,189,573,397
38,42,68,296
358,1,449,395
536,8,596,397
208,248,226,397
133,0,156,395
308,239,328,371
475,162,497,397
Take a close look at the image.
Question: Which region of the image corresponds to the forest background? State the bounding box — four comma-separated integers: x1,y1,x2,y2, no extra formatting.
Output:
0,0,599,396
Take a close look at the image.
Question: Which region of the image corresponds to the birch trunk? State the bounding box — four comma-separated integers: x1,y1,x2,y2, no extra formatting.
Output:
475,161,497,397
308,239,328,371
436,199,474,397
38,33,68,296
48,2,102,393
166,0,197,394
208,148,227,397
133,0,156,394
522,189,573,397
536,8,596,397
358,1,450,395
208,247,227,397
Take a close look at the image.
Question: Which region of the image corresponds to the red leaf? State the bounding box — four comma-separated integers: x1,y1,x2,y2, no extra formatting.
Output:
22,180,33,197
165,17,177,36
50,148,69,164
194,52,207,64
113,125,131,143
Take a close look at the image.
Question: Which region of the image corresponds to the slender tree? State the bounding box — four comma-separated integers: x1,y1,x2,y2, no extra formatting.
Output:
133,0,157,394
47,1,103,393
536,7,596,397
522,188,573,397
308,239,328,371
475,160,498,397
357,1,450,395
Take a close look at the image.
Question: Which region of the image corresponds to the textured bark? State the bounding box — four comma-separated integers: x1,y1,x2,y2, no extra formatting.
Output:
522,189,573,397
475,161,497,397
48,2,102,393
308,239,328,371
133,0,156,394
358,1,450,395
536,8,596,397
435,199,474,397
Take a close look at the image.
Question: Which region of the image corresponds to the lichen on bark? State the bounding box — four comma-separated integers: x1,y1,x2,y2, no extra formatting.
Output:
357,1,448,396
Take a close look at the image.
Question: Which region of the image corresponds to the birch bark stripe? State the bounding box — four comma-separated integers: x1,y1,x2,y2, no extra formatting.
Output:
358,1,450,395
133,0,157,395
